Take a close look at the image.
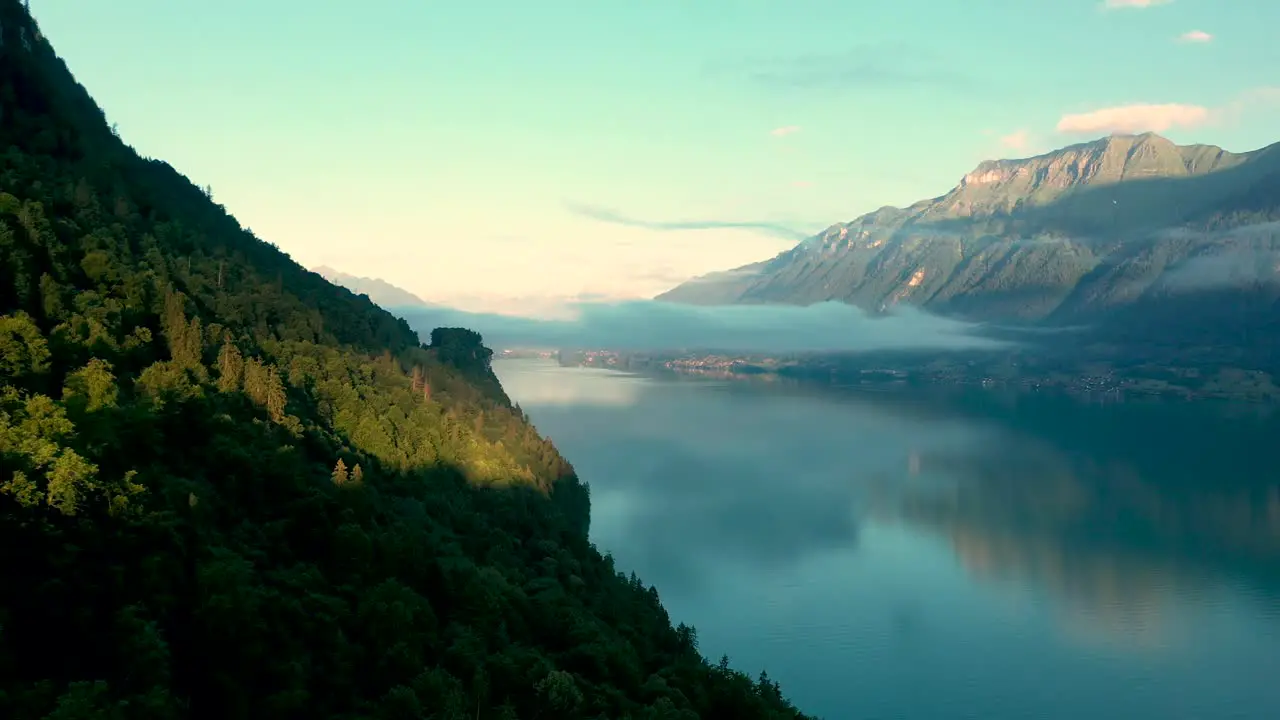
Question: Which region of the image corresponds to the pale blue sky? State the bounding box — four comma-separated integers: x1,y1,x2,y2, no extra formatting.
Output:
31,0,1280,313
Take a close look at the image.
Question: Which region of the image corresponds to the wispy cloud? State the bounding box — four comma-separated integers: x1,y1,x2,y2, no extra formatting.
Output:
1055,87,1280,135
564,202,817,241
1103,0,1172,9
1154,222,1280,291
999,129,1032,152
1212,86,1280,126
1055,103,1210,134
770,125,801,137
1176,30,1213,43
715,44,969,92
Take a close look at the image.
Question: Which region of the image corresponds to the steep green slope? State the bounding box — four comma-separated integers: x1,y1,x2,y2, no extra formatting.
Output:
0,3,813,719
658,134,1280,357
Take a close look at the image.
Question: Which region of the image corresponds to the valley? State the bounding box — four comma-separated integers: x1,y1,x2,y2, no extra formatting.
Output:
11,0,1280,718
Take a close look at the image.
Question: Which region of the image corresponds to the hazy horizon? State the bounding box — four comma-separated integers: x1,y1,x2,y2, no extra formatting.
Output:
398,300,1007,355
30,0,1280,308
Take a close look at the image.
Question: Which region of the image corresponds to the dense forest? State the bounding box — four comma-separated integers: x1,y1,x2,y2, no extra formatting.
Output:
0,2,814,718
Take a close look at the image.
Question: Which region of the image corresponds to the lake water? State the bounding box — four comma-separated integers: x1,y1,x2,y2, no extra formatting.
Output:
494,359,1280,720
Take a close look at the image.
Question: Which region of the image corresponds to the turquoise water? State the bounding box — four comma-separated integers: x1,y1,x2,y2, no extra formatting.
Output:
495,360,1280,720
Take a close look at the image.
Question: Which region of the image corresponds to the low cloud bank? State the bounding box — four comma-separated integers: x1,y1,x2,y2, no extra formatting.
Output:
400,300,1004,354
1152,222,1280,291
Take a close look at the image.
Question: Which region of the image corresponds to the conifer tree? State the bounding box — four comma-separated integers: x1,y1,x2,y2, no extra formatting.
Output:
216,341,244,392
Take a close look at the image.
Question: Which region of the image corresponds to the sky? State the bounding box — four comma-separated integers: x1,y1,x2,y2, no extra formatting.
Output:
30,0,1280,314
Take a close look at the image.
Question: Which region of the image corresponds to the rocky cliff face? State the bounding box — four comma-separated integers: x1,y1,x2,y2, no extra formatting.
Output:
927,133,1248,219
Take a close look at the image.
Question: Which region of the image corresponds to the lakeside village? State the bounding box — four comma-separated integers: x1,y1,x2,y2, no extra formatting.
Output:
498,348,1280,402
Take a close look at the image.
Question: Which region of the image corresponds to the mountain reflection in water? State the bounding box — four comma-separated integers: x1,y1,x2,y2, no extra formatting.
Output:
497,360,1280,720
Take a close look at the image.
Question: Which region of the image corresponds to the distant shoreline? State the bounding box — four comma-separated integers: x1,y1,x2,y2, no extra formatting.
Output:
542,348,1280,404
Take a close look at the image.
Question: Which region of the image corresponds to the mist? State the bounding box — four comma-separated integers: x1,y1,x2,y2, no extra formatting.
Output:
1153,222,1280,291
398,299,1005,354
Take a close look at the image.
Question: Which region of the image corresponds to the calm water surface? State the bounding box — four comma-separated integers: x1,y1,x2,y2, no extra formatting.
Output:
494,359,1280,720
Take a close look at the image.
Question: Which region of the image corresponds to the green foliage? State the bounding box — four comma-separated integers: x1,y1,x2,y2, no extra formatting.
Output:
0,311,50,381
0,2,815,719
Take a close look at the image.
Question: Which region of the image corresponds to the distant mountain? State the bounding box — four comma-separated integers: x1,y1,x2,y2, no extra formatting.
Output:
659,133,1280,357
312,265,431,308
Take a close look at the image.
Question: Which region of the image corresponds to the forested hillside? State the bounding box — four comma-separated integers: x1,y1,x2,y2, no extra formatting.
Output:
0,2,812,718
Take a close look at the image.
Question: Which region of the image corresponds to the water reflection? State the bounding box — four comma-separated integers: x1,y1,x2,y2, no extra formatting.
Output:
946,526,1190,652
503,359,1280,611
884,398,1280,643
499,364,647,406
498,361,991,593
496,360,1280,719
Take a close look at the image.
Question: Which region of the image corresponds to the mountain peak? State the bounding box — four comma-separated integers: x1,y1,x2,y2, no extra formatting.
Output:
941,133,1243,217
1098,130,1164,143
312,265,431,308
962,132,1177,184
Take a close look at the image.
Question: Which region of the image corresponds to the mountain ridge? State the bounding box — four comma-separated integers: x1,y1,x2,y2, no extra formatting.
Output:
312,265,433,309
658,133,1280,362
933,132,1253,218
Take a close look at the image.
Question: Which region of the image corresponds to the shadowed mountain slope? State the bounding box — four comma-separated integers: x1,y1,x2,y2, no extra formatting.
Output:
660,133,1280,360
